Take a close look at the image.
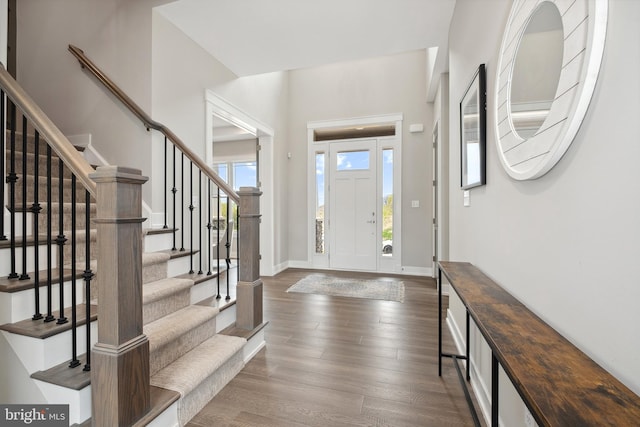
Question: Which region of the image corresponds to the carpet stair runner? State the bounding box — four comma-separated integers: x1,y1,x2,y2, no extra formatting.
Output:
1,126,247,425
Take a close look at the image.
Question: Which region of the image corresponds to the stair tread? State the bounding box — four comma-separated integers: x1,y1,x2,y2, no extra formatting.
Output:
175,270,221,285
150,334,245,396
143,251,172,266
0,229,97,249
143,277,194,304
144,305,219,352
144,227,177,236
0,303,97,339
0,268,84,293
156,248,200,259
31,354,90,390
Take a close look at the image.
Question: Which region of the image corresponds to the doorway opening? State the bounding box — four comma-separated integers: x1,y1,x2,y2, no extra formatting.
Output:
205,90,275,275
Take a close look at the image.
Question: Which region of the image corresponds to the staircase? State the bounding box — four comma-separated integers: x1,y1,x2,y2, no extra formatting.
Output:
0,63,266,426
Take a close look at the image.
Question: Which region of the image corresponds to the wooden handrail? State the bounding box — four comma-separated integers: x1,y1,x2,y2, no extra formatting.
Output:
0,65,96,196
68,44,240,204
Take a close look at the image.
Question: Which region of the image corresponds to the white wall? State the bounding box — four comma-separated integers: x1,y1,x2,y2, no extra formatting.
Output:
288,50,433,269
0,0,7,68
151,12,290,267
447,0,640,425
14,1,289,268
16,0,176,203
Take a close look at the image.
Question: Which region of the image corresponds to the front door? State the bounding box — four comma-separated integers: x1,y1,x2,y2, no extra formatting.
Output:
329,140,377,270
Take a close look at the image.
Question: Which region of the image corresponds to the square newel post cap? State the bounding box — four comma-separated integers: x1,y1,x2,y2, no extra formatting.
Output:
238,186,262,196
89,165,149,184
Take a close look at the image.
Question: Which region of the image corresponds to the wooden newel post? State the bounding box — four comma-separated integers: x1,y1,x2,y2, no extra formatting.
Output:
89,166,150,426
237,186,262,330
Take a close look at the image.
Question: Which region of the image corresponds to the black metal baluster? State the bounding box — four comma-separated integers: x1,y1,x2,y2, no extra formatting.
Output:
56,158,67,325
69,175,80,367
198,170,203,275
235,205,240,284
7,102,18,279
188,161,194,273
225,205,230,301
180,153,185,252
171,145,177,251
83,189,93,372
206,179,212,276
163,136,168,229
0,91,7,241
32,131,42,320
44,146,54,323
216,187,221,300
19,116,29,280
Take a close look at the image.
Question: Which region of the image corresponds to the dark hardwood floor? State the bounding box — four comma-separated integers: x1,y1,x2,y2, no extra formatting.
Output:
187,268,484,427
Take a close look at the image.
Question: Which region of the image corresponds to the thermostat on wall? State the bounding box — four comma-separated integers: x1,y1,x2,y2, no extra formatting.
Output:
409,124,424,133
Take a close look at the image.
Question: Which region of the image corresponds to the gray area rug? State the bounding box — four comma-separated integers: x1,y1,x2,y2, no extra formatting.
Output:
286,275,404,302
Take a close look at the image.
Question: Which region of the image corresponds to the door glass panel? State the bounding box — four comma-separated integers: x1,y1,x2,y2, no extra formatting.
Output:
382,149,393,256
315,152,325,254
336,150,370,171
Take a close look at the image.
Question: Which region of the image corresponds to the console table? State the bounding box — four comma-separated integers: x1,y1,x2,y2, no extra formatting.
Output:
437,261,640,426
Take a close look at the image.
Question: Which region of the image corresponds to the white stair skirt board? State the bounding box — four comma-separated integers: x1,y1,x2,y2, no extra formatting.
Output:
146,401,179,427
33,381,91,426
2,322,98,374
243,327,266,363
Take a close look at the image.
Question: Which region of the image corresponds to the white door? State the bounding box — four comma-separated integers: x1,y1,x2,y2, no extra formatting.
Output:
329,140,377,270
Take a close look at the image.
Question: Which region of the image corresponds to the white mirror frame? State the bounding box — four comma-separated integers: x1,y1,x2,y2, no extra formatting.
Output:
495,0,608,180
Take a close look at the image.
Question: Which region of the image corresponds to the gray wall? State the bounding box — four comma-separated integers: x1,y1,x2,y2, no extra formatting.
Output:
16,2,291,268
16,0,175,203
447,0,640,424
287,50,433,269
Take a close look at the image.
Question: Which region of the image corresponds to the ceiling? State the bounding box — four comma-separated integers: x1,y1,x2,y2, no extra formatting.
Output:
156,0,456,77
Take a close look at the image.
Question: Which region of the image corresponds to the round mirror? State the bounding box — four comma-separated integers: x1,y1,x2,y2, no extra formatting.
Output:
495,0,608,181
510,2,563,139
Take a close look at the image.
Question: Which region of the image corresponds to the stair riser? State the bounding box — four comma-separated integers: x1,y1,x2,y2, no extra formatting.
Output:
4,130,42,151
143,232,174,253
0,241,95,281
88,255,168,303
149,317,217,376
37,204,96,231
0,245,53,277
2,321,98,374
12,175,90,204
0,279,86,324
178,351,244,426
6,151,73,179
143,288,191,326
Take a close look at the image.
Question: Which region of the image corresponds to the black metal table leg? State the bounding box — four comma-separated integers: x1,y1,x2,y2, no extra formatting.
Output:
438,266,443,376
466,310,471,381
492,353,499,426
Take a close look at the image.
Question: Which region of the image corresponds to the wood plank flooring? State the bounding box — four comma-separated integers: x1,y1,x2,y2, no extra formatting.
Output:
187,268,485,427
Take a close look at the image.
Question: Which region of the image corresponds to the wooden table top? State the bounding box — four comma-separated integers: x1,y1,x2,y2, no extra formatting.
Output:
439,261,640,427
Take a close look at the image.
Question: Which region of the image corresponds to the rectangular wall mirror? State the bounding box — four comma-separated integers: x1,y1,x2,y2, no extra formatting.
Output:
460,63,487,190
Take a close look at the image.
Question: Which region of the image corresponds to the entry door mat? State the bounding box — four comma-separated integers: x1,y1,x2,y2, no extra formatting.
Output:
286,275,404,303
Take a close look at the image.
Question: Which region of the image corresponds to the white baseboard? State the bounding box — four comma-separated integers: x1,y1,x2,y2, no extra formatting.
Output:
398,265,432,276
272,261,291,275
287,260,311,269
